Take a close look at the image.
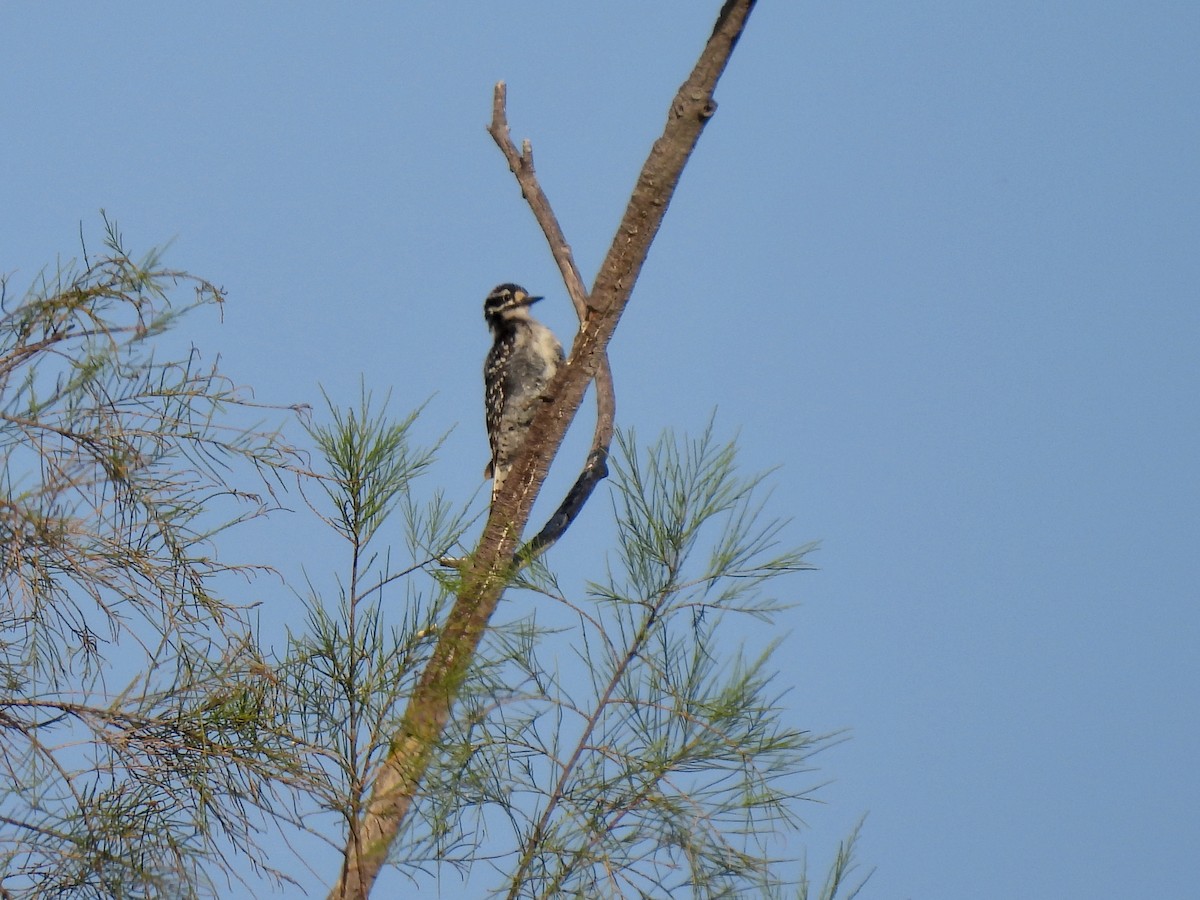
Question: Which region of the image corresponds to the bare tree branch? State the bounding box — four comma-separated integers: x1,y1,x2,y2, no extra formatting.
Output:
486,82,615,561
486,83,591,314
329,2,758,896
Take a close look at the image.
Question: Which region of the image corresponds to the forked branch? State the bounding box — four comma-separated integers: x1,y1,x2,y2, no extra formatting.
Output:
329,2,758,896
486,82,615,561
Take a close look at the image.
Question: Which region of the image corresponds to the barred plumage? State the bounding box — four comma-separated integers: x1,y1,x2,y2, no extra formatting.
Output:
483,283,564,500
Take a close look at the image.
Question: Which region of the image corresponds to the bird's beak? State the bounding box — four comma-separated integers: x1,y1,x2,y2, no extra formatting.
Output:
524,294,545,306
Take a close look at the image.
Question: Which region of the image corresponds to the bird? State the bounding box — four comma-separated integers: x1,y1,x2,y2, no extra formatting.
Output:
483,283,565,501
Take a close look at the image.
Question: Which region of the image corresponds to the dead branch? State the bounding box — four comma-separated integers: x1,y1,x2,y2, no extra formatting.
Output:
486,82,615,561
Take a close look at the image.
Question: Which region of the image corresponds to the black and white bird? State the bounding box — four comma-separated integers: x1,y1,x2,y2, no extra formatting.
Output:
483,283,565,501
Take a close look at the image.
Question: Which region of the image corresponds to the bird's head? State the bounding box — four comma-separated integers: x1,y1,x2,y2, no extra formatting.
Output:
484,283,543,329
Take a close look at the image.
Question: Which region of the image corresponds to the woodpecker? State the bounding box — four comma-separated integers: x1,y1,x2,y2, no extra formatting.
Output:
483,283,565,501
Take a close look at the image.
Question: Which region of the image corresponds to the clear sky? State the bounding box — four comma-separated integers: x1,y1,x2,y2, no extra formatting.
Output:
4,2,1198,897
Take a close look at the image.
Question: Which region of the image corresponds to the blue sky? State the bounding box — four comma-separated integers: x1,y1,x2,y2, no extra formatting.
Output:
4,2,1198,897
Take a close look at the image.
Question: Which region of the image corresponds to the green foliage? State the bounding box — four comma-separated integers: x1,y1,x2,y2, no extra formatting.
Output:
797,816,872,900
278,389,477,873
283,400,862,899
483,426,825,898
0,220,304,897
1,227,869,898
308,388,435,547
